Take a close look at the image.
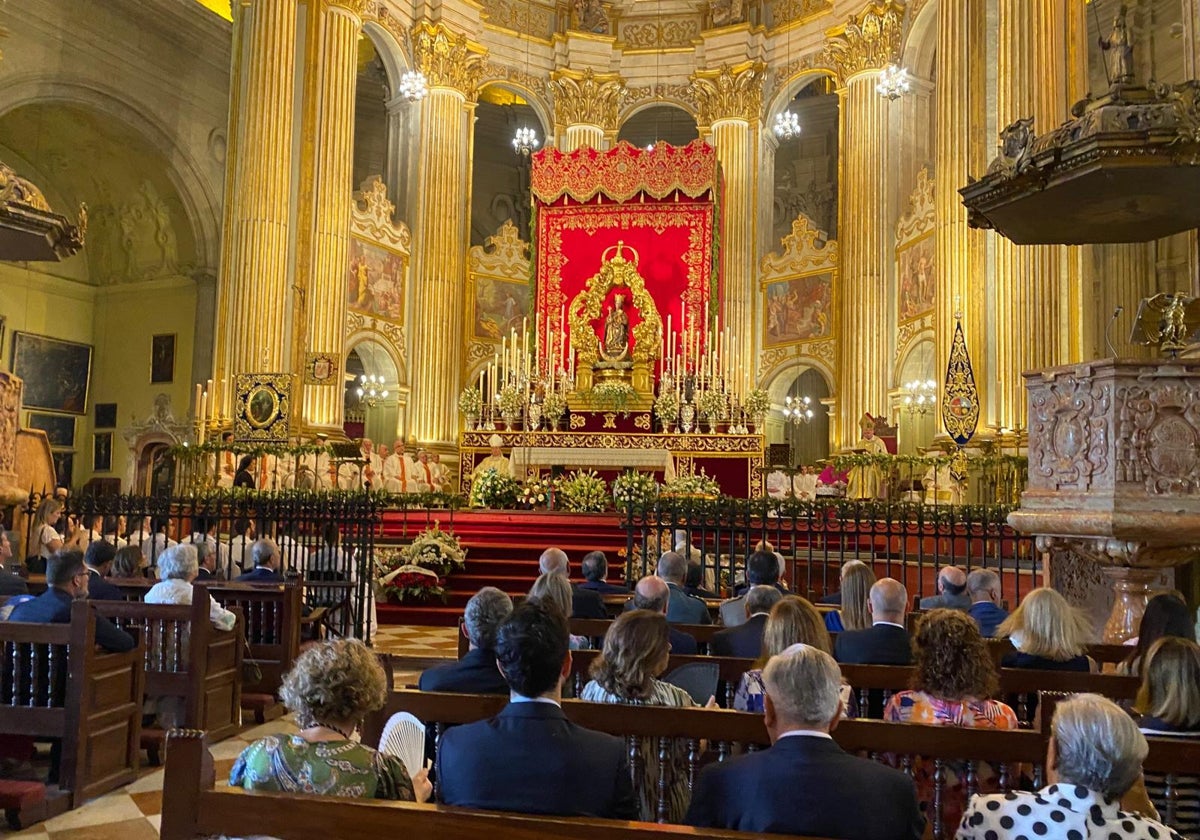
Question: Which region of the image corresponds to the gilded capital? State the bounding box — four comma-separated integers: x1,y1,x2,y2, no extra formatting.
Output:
411,21,487,98
550,68,626,132
326,0,372,16
689,61,765,126
820,0,904,86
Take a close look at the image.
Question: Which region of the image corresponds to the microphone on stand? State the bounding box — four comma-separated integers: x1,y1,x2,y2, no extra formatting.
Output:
1105,306,1124,358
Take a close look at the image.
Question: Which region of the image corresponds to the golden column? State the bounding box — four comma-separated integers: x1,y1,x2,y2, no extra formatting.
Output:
993,0,1078,432
408,22,486,447
550,68,625,152
690,62,765,380
823,1,902,446
934,0,988,429
214,0,298,399
296,0,366,434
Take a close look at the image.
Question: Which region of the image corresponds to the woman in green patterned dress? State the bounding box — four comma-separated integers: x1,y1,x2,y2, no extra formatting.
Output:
230,639,432,801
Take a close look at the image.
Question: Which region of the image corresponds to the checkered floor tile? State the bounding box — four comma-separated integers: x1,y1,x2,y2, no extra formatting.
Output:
373,624,459,658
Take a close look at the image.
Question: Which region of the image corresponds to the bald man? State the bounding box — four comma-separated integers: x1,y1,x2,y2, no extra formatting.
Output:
918,565,970,612
631,575,698,655
539,546,606,619
833,578,913,666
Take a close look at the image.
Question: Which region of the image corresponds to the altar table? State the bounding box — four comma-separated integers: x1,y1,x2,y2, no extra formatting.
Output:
512,446,677,481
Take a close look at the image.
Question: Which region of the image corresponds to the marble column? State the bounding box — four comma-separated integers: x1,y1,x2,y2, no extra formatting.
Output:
297,0,365,434
550,68,625,152
214,0,298,400
408,22,486,447
690,62,764,386
934,0,988,428
822,1,902,446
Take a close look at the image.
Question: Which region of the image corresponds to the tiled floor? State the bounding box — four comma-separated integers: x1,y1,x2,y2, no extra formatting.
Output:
3,625,454,838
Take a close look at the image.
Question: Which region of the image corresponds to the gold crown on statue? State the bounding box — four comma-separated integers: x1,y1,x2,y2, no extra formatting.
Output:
601,240,640,267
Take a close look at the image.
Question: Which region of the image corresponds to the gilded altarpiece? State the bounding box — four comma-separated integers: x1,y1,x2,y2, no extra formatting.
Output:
757,214,839,390
344,178,410,382
894,167,935,374
466,221,532,377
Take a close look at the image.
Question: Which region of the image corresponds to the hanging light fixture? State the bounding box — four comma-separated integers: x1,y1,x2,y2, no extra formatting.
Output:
773,8,802,140
875,64,911,100
901,379,938,416
398,69,428,103
512,0,540,156
355,374,392,408
781,395,815,425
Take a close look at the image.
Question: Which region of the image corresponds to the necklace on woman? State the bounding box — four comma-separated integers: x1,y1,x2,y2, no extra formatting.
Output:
311,722,355,740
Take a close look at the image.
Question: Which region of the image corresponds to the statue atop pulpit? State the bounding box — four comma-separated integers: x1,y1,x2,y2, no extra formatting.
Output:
599,294,632,365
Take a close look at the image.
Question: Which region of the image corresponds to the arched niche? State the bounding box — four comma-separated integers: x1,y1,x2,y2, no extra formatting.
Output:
470,83,546,246
901,0,938,81
768,74,840,243
616,104,699,149
763,365,832,468
894,337,937,454
344,338,403,447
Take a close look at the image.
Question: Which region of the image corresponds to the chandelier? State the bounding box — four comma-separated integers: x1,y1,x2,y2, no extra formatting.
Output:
398,70,429,103
875,65,911,100
774,110,802,140
782,395,815,425
512,125,540,156
355,374,392,408
901,379,938,416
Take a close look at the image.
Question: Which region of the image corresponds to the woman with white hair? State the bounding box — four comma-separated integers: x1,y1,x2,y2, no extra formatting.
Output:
146,543,237,631
997,587,1096,672
957,694,1181,840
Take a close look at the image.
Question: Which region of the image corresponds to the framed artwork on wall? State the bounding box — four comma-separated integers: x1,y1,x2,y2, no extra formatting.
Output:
93,432,113,473
26,412,75,448
11,332,92,414
94,402,118,429
52,451,74,488
151,334,176,384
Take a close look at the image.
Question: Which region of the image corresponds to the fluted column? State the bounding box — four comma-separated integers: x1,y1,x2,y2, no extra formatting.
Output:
297,0,365,433
550,68,625,152
690,62,764,379
935,0,988,428
408,22,486,446
994,0,1076,432
215,0,298,397
1093,243,1155,358
823,2,902,446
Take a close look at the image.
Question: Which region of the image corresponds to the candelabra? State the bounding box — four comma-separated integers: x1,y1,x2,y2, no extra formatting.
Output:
901,379,938,416
782,395,815,425
356,374,391,408
398,70,429,102
512,126,539,156
773,110,802,140
875,64,911,100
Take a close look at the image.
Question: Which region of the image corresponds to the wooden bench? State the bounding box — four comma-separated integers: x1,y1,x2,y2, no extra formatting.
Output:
93,598,244,762
0,600,144,824
160,729,805,840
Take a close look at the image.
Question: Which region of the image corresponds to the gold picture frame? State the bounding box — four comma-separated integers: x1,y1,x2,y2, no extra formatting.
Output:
233,372,292,442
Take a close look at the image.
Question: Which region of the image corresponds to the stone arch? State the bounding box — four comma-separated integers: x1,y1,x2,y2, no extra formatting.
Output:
345,331,407,386
763,356,835,402
616,100,699,131
362,20,411,85
478,80,553,138
901,0,938,81
763,67,838,125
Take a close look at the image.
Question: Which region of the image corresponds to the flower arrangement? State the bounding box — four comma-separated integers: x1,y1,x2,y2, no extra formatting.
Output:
662,471,720,498
743,387,770,418
470,468,521,508
612,471,659,509
458,386,482,417
542,391,567,425
497,384,523,417
397,523,467,576
376,561,446,604
590,381,637,414
558,469,609,513
654,390,680,426
520,474,560,509
696,389,726,420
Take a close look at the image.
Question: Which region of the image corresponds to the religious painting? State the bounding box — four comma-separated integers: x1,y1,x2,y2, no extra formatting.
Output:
26,413,75,448
94,402,117,429
233,372,291,442
474,277,531,340
52,451,74,488
347,236,406,323
93,432,113,473
763,273,833,347
11,332,92,414
150,333,176,384
897,233,935,323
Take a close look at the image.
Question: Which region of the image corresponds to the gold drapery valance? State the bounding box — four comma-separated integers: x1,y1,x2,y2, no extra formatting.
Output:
531,139,720,204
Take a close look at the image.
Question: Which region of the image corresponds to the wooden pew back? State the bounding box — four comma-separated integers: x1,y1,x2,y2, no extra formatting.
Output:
0,601,144,807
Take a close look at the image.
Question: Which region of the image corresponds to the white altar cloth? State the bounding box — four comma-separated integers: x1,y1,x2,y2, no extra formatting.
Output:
511,446,677,480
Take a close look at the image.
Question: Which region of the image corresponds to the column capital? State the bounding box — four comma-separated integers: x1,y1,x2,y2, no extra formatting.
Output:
325,0,370,16
550,68,626,133
411,21,487,98
688,61,765,127
820,0,904,87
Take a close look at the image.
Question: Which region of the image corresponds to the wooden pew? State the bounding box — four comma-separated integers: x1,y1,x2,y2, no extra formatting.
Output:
160,729,806,840
0,600,144,819
93,598,244,760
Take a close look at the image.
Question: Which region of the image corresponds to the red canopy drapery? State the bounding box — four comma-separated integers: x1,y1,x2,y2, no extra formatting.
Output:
531,140,721,375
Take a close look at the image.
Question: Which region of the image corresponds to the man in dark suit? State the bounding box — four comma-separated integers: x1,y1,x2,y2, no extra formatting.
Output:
686,644,923,840
631,575,697,654
539,547,606,618
966,568,1008,638
234,538,284,583
918,565,971,611
419,587,512,694
834,578,913,665
438,601,638,820
719,550,784,627
712,586,782,658
9,552,136,653
657,551,710,624
194,542,217,581
0,526,29,596
575,551,629,596
83,540,125,601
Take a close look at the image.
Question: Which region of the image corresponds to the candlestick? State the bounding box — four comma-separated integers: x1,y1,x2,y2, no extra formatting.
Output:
199,391,208,429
